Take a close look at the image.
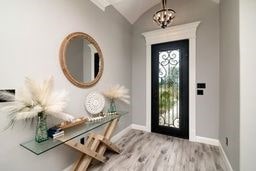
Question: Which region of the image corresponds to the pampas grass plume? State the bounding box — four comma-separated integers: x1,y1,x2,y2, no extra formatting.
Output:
103,84,130,104
0,76,74,128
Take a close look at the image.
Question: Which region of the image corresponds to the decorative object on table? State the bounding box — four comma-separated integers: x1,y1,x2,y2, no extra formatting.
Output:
109,99,116,113
47,126,64,139
0,76,74,143
103,84,130,113
52,131,64,139
87,116,105,123
57,116,87,130
35,112,49,142
85,92,105,115
86,112,107,123
104,112,117,117
153,0,176,29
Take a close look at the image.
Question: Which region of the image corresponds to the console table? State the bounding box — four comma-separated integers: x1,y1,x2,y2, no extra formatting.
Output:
20,112,127,171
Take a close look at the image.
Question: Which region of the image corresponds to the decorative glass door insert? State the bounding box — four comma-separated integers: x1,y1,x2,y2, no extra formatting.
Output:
159,49,180,128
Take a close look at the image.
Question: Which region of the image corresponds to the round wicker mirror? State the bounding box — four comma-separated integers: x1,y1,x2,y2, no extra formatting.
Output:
59,32,104,88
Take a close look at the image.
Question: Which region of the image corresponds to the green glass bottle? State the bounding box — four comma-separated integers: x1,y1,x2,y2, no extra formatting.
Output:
35,112,48,143
108,99,117,113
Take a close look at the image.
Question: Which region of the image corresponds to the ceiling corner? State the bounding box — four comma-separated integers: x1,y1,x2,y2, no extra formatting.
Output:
90,0,111,11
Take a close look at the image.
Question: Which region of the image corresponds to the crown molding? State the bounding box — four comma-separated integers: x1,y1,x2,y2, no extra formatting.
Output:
142,21,201,45
90,0,111,11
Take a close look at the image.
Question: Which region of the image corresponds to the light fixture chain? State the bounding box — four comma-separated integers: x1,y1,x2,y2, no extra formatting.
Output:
162,0,167,9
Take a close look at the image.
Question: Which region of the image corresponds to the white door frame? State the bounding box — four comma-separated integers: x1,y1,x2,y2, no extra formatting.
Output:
142,21,200,141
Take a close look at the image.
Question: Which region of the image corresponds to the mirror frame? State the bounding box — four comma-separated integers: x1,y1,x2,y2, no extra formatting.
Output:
59,32,104,88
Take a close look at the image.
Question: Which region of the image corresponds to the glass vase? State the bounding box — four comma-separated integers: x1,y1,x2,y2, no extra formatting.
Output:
108,99,117,113
35,112,48,143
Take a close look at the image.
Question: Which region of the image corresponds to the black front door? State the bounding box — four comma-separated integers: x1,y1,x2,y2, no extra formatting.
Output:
151,39,189,139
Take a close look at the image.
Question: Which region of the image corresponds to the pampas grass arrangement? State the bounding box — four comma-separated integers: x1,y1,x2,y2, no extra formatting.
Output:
103,84,130,104
0,76,74,129
103,84,130,113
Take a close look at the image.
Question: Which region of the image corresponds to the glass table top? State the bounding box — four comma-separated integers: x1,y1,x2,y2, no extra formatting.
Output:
20,111,128,155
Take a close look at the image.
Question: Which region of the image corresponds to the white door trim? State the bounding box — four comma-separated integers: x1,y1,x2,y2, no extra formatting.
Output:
142,21,200,141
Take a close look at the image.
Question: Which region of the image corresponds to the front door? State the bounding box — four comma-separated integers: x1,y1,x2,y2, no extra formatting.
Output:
151,39,189,139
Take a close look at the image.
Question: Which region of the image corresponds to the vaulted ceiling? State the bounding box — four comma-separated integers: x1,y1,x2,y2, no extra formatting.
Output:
90,0,220,24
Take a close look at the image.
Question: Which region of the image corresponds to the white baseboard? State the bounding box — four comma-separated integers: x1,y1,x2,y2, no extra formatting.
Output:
195,136,220,146
195,136,233,171
63,164,73,171
219,142,234,171
111,124,148,142
130,124,148,132
111,125,132,142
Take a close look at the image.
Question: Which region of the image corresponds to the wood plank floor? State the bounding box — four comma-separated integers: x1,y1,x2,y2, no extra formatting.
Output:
89,129,228,171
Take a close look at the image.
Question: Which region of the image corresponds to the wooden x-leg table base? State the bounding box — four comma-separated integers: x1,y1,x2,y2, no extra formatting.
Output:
65,118,121,171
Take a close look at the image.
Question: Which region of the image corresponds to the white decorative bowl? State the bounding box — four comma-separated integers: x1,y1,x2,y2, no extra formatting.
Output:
85,92,105,115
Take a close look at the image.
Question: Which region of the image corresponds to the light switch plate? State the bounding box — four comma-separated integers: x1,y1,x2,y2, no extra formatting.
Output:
197,90,204,95
197,83,206,89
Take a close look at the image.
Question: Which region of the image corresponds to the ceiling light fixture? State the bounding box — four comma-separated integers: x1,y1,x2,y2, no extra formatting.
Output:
153,0,176,29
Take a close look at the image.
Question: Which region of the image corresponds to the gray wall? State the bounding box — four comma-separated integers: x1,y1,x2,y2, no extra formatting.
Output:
219,0,240,170
132,0,220,139
240,0,256,170
0,0,132,170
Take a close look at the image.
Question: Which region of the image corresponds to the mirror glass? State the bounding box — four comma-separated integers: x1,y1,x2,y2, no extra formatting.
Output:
60,32,103,88
66,37,99,82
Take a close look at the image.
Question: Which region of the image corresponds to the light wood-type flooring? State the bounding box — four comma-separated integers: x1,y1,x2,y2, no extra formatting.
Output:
89,129,228,171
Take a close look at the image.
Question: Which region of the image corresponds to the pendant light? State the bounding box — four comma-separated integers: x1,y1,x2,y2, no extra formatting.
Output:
153,0,176,29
